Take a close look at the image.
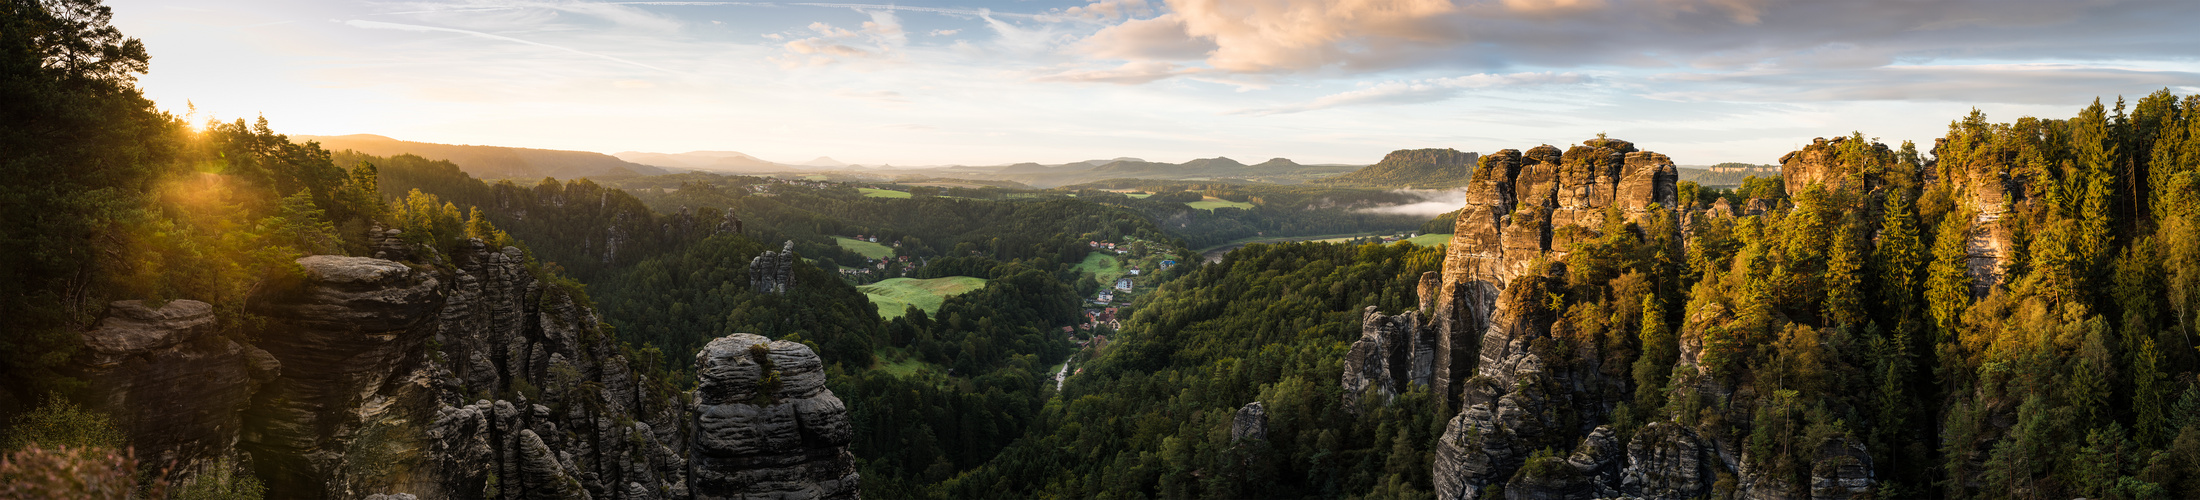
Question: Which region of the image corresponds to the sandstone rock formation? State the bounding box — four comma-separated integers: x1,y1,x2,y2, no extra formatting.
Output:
1340,306,1434,413
227,240,701,499
1230,402,1268,442
1808,438,1873,500
1430,137,1678,405
690,333,859,500
75,219,855,499
750,241,797,295
1621,422,1712,499
72,299,278,476
1778,136,1893,196
242,255,445,497
1405,137,1868,500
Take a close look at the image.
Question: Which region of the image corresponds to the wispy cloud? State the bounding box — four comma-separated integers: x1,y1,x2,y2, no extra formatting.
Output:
1235,72,1592,115
1035,61,1188,84
1646,64,2200,105
342,19,680,74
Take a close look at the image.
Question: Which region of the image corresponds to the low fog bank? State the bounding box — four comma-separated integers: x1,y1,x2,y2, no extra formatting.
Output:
1358,189,1465,217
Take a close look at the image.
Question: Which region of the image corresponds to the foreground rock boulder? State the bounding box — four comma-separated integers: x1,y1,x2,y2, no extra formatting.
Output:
236,243,697,499
690,333,859,500
73,299,278,477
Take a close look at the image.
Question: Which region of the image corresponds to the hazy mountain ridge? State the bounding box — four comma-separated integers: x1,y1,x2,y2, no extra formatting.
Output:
296,134,669,180
1314,148,1482,188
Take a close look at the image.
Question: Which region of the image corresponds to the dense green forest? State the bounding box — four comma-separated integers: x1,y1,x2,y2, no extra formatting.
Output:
10,1,2200,498
922,96,2200,499
938,242,1450,499
1064,180,1428,248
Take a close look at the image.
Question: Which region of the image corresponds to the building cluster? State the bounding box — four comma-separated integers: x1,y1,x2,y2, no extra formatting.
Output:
1082,307,1121,332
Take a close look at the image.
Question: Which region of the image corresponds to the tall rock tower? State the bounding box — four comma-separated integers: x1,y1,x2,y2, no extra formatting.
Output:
1427,137,1679,404
749,241,797,294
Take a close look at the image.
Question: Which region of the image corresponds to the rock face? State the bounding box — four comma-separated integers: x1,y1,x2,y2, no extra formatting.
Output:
1778,136,1893,196
1430,137,1678,405
1620,422,1712,499
1807,438,1873,500
1340,306,1435,412
77,227,857,498
1408,138,1876,500
690,333,859,500
1230,402,1268,442
750,241,797,295
242,256,445,497
72,299,278,477
231,241,700,499
1422,138,1679,500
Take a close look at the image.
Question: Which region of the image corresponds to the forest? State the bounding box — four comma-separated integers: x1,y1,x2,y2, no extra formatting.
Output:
5,0,2200,498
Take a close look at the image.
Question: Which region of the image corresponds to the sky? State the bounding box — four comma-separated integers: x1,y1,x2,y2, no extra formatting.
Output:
110,0,2200,167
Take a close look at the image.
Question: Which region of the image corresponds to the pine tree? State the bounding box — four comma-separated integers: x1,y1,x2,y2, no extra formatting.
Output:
1824,213,1866,327
1927,210,1977,337
2132,336,2169,447
1632,295,1675,412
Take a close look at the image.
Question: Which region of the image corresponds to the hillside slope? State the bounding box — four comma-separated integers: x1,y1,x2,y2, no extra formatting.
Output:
297,134,668,179
1314,148,1481,188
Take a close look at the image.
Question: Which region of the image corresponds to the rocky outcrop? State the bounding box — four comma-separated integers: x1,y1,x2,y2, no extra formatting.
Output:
690,334,858,500
1341,306,1435,412
1432,270,1574,500
224,239,701,499
750,241,797,295
1808,438,1872,500
72,299,278,477
1778,136,1895,196
1621,422,1712,499
242,255,445,497
1230,402,1268,442
1431,137,1678,405
1430,138,1679,500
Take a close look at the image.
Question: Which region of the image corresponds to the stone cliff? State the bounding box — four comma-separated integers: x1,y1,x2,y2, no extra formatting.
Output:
690,334,859,500
750,241,797,295
73,235,857,499
1377,137,1878,500
1431,137,1678,405
70,299,279,476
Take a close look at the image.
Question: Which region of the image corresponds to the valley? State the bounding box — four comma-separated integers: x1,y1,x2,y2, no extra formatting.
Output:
7,2,2200,500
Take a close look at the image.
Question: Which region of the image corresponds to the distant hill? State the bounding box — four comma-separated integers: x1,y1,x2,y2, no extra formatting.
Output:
1678,162,1781,187
298,134,668,180
802,156,848,168
977,156,1358,187
614,150,794,174
1314,148,1480,188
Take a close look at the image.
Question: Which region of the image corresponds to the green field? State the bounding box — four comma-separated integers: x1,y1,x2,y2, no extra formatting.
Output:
859,188,911,198
859,276,989,319
875,350,934,378
1405,233,1453,247
1074,253,1127,284
1186,197,1254,211
834,237,895,259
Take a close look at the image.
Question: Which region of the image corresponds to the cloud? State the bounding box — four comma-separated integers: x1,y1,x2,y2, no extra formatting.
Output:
1058,0,2200,79
341,19,677,74
1077,14,1214,61
929,29,959,36
774,10,907,66
1237,72,1592,115
1171,0,1460,73
785,37,871,57
1648,64,2200,105
1035,61,1189,84
1056,0,1158,21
